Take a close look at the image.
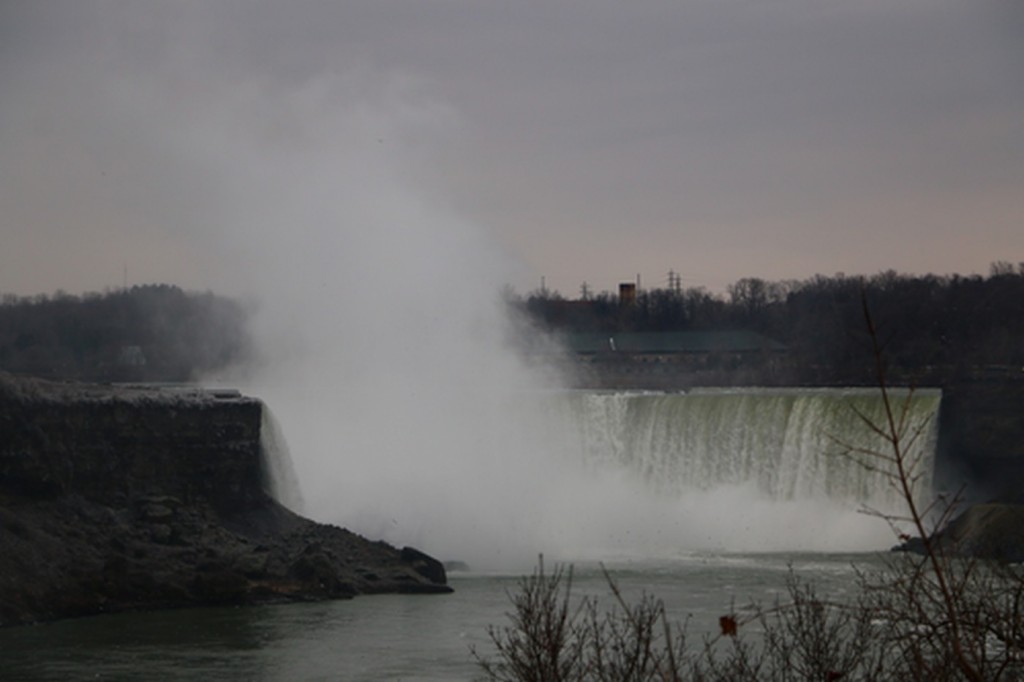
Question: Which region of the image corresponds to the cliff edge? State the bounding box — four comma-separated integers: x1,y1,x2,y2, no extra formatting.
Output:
0,374,450,627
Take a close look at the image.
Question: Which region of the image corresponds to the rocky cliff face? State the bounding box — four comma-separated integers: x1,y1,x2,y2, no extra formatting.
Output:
936,377,1024,502
0,375,450,627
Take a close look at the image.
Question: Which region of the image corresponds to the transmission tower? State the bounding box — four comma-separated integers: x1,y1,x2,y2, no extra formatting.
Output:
667,270,682,294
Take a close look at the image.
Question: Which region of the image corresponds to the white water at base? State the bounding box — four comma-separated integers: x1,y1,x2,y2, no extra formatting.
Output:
261,387,941,569
504,387,941,564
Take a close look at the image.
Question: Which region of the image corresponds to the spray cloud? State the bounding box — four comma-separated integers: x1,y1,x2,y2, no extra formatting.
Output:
2,6,930,569
203,85,572,570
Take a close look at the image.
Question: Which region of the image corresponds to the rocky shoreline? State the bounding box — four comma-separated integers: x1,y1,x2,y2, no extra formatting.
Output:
894,503,1024,563
0,374,450,628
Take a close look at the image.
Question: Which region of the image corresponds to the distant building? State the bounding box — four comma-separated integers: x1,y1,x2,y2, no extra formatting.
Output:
563,330,789,389
618,282,637,306
566,330,785,357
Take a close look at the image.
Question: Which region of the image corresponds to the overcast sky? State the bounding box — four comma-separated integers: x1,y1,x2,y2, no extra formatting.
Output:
2,1,1022,298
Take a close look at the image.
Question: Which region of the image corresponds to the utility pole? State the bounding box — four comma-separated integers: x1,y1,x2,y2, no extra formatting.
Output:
580,281,591,300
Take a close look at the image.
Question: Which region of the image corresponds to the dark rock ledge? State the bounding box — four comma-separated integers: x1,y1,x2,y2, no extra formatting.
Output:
893,502,1024,564
0,374,450,628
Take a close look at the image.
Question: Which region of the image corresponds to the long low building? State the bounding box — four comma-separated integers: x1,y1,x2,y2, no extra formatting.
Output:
553,330,789,389
565,330,787,356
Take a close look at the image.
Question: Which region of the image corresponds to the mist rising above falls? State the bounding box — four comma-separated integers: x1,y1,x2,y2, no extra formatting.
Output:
263,385,940,569
134,62,939,568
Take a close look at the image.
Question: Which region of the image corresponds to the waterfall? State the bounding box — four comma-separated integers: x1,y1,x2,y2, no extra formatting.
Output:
470,386,945,560
556,388,941,511
259,404,306,514
266,386,942,566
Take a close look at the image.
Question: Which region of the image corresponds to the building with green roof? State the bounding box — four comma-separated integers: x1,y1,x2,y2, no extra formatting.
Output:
558,330,788,389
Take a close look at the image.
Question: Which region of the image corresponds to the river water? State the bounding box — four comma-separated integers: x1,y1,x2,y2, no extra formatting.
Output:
0,551,880,681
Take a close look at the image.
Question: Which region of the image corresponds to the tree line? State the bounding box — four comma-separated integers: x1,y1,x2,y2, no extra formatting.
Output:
0,285,249,382
511,262,1024,383
4,263,1022,385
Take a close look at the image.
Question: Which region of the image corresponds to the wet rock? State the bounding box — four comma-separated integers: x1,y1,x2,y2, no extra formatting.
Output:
893,503,1024,562
0,374,452,627
401,546,448,585
149,524,174,544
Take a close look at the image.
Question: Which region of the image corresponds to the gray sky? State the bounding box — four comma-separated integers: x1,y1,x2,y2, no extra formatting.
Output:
2,0,1022,298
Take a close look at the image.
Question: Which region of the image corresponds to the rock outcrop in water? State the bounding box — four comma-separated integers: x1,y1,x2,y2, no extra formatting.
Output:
894,503,1024,563
0,374,450,627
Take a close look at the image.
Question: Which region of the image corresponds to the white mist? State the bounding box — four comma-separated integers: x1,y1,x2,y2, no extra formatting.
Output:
197,81,929,570
134,67,925,571
186,74,580,571
2,5,943,573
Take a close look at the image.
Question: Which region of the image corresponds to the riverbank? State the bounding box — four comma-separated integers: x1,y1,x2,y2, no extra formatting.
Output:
0,374,450,628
